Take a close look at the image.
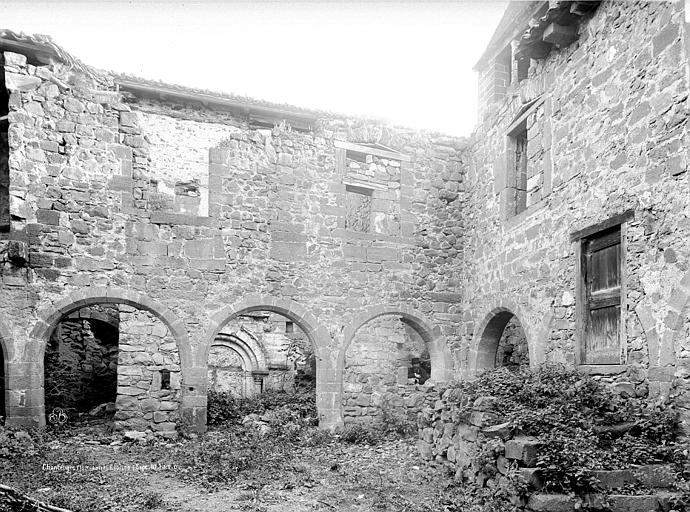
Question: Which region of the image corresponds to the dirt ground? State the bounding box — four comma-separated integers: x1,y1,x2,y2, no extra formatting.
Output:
1,423,457,512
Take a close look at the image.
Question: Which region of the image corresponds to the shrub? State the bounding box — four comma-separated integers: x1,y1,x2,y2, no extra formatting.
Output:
445,364,686,500
340,422,383,445
207,389,317,427
0,425,40,459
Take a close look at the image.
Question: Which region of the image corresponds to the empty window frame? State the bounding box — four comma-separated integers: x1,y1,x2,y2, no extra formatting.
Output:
160,369,171,390
504,97,544,218
345,184,373,233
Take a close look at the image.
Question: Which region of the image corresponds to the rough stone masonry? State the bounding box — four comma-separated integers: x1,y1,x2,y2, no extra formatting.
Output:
0,0,688,436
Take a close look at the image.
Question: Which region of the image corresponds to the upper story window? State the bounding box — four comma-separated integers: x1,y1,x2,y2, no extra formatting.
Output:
345,184,372,233
503,96,545,218
334,140,409,237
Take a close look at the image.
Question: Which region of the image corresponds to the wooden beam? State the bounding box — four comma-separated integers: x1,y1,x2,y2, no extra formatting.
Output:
569,210,635,242
333,140,411,162
506,96,545,136
543,23,578,47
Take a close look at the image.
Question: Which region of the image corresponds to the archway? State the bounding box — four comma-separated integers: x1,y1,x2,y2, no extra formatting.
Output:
30,287,192,433
208,331,267,398
202,296,333,426
0,329,6,423
473,308,529,373
0,317,13,425
44,305,119,421
338,305,452,425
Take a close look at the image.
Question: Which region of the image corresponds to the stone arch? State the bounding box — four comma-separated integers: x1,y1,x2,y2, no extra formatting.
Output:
469,301,549,374
200,295,336,427
208,333,266,398
26,287,193,427
200,295,330,364
0,316,11,421
662,271,690,367
338,304,454,383
212,333,263,372
214,328,268,371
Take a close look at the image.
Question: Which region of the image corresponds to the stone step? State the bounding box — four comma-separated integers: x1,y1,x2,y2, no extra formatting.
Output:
527,492,684,512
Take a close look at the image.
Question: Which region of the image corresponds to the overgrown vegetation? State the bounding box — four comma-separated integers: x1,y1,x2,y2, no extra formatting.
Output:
207,388,317,427
441,364,690,510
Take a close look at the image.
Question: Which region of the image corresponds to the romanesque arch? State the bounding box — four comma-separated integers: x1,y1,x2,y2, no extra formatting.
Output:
27,286,193,427
212,333,263,371
470,300,550,374
471,307,525,373
338,304,454,383
200,295,337,427
208,332,268,398
200,295,330,363
0,316,12,422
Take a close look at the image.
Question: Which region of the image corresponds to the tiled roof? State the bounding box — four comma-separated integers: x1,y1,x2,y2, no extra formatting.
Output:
474,1,600,68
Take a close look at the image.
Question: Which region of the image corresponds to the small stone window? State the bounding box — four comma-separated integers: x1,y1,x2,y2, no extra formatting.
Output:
345,184,372,233
516,54,529,83
510,122,528,215
572,211,632,366
503,97,545,218
285,321,294,334
160,369,171,390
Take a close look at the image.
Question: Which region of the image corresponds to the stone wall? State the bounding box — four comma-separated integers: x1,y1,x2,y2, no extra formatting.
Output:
343,316,431,422
464,1,689,405
418,389,683,511
0,0,687,433
0,46,466,430
0,53,8,232
114,306,181,435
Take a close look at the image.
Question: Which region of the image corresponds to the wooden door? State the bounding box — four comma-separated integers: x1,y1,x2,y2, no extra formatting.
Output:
583,227,622,364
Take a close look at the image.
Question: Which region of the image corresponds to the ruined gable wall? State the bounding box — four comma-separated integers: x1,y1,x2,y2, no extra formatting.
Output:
0,51,468,429
465,1,689,401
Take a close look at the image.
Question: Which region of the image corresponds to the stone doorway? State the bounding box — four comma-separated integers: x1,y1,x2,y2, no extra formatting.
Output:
343,314,430,425
44,305,119,423
208,311,314,398
475,309,529,372
494,315,529,368
43,303,182,435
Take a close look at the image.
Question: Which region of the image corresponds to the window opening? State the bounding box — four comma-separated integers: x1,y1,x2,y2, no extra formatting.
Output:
345,184,372,233
160,369,171,390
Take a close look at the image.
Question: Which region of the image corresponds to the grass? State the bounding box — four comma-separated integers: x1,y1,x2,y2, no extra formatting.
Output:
0,393,458,512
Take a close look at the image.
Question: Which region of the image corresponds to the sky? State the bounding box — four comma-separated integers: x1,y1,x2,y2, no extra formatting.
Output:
2,1,509,136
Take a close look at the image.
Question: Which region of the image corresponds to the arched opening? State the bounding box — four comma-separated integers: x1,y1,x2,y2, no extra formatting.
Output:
475,309,529,372
44,305,119,420
208,311,314,397
42,303,182,436
340,308,448,426
0,341,5,424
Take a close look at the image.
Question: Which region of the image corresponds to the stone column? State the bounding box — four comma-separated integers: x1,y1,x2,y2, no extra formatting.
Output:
396,352,411,385
251,370,268,396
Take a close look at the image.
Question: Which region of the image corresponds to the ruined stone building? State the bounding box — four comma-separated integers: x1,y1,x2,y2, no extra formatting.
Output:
0,0,688,435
